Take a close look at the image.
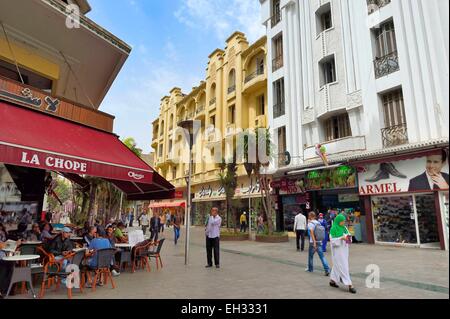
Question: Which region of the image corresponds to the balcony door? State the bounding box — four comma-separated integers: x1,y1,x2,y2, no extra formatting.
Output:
381,89,408,147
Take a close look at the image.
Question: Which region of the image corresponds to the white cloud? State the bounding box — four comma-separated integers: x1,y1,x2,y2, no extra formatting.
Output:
174,0,265,42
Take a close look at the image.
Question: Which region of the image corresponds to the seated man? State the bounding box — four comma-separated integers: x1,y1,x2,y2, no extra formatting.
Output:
106,226,116,248
47,227,74,270
114,223,128,243
86,233,120,282
40,223,55,243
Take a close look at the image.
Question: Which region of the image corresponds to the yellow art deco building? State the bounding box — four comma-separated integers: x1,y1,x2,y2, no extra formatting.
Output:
151,32,267,226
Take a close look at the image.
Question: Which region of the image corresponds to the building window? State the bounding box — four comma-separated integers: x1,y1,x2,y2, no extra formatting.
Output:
0,60,52,91
277,126,287,167
158,145,163,157
316,3,332,35
273,78,285,118
160,121,165,136
271,0,281,28
229,105,236,124
209,83,217,106
257,95,265,116
272,34,283,72
210,115,216,127
172,167,177,179
168,140,173,154
319,55,336,87
381,89,408,147
373,20,399,78
324,114,352,141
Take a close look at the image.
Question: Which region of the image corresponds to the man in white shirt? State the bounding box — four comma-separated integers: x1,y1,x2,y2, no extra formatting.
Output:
293,210,307,252
205,207,222,269
139,212,149,235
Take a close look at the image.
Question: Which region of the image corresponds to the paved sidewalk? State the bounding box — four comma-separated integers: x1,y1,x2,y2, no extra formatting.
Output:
9,226,449,299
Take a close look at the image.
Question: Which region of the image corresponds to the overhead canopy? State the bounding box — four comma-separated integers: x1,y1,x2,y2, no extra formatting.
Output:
149,201,186,209
0,102,174,200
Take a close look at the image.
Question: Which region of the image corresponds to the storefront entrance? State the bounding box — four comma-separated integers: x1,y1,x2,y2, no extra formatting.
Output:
371,193,440,248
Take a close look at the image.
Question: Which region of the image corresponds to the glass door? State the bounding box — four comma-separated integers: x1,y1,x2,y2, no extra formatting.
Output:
414,194,440,248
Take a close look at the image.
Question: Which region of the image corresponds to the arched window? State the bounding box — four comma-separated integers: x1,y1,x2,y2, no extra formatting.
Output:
160,121,165,136
228,69,236,93
209,83,216,105
169,114,174,129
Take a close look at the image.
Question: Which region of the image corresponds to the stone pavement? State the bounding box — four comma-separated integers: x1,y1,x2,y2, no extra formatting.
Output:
9,226,449,299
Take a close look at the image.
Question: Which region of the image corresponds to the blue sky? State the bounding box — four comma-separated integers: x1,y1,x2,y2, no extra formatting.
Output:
87,0,264,153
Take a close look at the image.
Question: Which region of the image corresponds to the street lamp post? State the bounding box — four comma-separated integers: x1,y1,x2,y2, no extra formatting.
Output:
178,120,195,266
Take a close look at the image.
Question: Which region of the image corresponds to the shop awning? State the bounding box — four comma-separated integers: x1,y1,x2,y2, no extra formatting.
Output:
0,102,174,199
149,200,186,209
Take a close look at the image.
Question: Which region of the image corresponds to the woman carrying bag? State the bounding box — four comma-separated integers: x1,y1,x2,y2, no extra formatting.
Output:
329,214,357,294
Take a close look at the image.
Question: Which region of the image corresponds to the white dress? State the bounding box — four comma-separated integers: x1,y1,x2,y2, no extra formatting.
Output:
330,236,353,286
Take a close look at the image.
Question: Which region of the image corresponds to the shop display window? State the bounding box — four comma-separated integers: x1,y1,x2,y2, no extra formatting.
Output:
372,196,417,244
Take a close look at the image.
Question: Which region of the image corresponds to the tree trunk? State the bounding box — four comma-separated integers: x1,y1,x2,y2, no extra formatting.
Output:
87,182,97,225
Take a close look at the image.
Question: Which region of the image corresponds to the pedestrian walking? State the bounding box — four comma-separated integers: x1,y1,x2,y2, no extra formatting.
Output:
294,210,307,251
329,214,357,294
166,211,171,228
205,207,222,268
318,213,329,252
128,211,134,227
139,212,149,235
257,213,265,234
150,211,161,242
159,213,166,233
305,212,330,276
239,211,247,233
172,214,181,245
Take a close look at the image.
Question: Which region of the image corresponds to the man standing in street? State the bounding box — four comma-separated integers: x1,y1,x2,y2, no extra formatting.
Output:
205,207,222,269
150,211,161,242
239,211,247,233
306,212,330,276
294,210,307,252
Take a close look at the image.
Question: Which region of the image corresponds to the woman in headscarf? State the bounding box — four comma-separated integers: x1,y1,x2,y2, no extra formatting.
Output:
329,214,356,294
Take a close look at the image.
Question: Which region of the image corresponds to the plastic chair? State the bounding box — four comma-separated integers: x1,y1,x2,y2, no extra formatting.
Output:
118,250,132,272
147,238,165,269
86,248,116,292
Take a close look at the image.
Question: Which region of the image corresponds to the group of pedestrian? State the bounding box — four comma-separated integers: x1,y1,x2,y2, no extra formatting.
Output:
138,210,181,245
296,209,356,294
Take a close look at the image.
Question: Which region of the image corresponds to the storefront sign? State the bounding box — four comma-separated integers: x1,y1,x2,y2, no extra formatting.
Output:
306,165,357,190
0,87,59,113
271,178,306,195
195,178,262,200
338,194,360,203
174,191,184,199
358,152,449,195
21,151,87,172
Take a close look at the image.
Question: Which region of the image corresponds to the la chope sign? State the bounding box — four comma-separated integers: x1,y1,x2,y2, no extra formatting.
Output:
21,151,87,173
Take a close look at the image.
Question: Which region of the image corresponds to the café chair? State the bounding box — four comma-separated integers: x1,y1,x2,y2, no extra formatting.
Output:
147,238,165,270
85,248,117,292
131,241,152,273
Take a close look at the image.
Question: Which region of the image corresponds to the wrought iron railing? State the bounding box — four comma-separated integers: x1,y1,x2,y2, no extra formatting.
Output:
374,51,399,78
245,67,265,83
381,123,409,148
278,152,289,167
196,105,205,114
209,97,216,106
228,85,236,94
367,0,391,14
271,11,281,28
272,55,283,72
273,102,285,119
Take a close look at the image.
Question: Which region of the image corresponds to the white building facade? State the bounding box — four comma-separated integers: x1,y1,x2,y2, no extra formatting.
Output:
260,0,449,250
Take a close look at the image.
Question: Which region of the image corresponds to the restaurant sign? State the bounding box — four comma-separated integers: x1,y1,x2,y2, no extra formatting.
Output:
358,152,449,195
0,146,153,184
0,86,60,113
195,178,261,200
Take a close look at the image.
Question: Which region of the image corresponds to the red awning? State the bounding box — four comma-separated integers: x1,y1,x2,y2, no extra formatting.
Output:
149,201,186,209
0,102,174,199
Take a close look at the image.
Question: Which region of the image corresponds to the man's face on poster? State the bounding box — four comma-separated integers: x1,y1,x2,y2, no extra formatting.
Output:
426,155,445,176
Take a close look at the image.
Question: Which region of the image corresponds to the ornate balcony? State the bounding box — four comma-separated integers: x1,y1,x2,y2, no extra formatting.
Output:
381,123,409,148
374,51,399,78
272,55,283,72
196,105,205,114
209,97,216,106
245,68,265,83
228,85,236,94
254,115,266,128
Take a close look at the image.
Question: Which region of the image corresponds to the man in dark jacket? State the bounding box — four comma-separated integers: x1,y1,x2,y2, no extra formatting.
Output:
47,227,74,257
149,211,161,242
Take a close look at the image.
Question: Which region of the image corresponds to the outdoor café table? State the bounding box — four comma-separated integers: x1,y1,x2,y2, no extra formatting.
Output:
21,241,43,245
115,243,133,249
2,255,40,299
70,237,84,242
